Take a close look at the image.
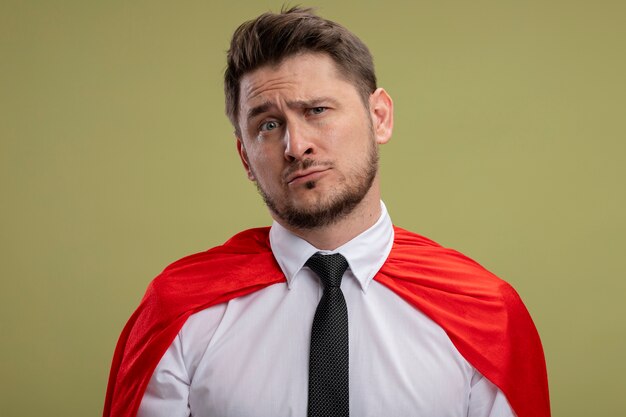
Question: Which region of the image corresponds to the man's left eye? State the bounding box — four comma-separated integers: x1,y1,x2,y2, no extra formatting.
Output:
309,107,326,115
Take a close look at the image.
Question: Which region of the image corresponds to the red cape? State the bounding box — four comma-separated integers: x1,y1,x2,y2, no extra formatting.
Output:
104,226,550,417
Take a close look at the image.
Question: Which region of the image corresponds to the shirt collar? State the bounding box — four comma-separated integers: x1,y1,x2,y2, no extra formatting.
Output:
269,201,394,293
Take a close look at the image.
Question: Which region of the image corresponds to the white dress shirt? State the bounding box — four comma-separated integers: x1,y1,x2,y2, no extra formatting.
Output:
138,203,515,417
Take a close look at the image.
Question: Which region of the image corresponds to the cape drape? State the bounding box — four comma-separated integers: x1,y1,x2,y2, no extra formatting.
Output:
104,226,550,417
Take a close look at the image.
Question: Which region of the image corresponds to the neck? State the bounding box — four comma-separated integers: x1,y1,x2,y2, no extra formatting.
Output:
274,181,383,251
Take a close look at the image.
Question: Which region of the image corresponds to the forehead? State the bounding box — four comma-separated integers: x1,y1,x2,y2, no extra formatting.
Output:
238,53,356,110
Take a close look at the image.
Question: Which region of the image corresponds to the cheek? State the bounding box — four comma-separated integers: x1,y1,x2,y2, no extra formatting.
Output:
248,150,282,181
330,123,371,155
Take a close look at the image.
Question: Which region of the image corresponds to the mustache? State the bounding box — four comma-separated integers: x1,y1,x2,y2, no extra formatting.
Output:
282,159,332,182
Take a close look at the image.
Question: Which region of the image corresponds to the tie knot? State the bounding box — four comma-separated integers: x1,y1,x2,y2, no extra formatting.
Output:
305,252,349,288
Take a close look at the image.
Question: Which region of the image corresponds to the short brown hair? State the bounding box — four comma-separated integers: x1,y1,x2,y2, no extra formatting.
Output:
224,6,377,134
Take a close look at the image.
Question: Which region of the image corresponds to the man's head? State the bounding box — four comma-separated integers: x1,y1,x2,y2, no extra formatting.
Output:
225,6,377,136
225,7,393,233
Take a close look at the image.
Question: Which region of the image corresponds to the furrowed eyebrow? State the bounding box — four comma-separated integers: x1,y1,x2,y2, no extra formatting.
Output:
246,101,274,122
245,97,339,122
286,97,338,109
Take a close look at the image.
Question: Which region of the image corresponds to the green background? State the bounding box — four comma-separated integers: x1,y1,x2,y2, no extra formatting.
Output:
1,1,624,415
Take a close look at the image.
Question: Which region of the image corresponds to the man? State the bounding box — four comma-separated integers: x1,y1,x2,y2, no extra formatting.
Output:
104,7,549,417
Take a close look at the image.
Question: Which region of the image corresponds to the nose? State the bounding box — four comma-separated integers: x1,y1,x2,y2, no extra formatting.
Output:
283,121,314,162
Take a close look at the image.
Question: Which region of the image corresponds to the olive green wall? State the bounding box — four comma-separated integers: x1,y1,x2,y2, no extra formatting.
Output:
1,1,624,415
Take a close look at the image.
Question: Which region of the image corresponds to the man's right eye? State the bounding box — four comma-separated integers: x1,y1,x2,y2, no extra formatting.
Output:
260,120,280,132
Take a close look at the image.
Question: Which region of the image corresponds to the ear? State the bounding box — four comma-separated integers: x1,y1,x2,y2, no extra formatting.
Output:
368,88,394,145
236,137,256,181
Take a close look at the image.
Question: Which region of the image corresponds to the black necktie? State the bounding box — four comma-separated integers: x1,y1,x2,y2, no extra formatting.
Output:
305,252,350,417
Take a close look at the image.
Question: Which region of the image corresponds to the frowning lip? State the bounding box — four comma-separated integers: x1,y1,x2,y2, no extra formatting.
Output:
286,167,331,185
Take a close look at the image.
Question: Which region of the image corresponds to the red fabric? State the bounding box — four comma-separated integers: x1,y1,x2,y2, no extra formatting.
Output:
104,226,550,417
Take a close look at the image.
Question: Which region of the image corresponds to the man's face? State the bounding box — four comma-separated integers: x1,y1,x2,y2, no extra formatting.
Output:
236,53,391,229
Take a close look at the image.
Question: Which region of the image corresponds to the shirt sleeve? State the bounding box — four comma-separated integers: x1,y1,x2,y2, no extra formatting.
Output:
468,371,517,417
137,334,191,417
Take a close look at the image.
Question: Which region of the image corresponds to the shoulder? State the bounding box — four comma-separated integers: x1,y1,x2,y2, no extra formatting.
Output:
385,226,522,304
383,228,548,417
142,227,281,311
105,227,283,417
389,226,493,273
392,226,442,248
162,227,273,273
381,226,533,350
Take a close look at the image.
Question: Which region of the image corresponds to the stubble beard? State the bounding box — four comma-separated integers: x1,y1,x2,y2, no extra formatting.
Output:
254,139,379,230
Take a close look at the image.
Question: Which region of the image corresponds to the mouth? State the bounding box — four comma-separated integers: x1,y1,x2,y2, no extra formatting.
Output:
286,167,331,186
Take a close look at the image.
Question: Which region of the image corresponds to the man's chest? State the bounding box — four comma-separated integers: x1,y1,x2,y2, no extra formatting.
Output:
181,277,474,417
